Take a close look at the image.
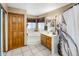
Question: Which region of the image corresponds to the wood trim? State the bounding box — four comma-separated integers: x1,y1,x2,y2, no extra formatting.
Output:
0,4,7,13
8,12,24,16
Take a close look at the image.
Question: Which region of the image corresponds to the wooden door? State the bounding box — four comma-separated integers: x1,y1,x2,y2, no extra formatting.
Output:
8,13,24,50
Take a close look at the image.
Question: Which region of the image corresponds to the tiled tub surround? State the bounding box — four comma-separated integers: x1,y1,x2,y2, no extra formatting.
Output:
5,44,51,56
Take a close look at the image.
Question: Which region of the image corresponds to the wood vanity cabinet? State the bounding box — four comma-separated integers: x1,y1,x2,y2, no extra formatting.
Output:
41,34,51,50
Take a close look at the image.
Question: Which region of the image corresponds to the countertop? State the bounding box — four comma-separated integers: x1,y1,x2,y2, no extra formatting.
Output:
40,31,57,37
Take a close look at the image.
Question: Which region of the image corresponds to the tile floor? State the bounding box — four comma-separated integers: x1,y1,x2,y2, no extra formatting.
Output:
5,44,52,56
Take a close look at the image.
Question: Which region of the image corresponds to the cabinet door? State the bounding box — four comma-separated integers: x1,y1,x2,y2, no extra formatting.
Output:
47,36,51,50
43,35,47,46
41,34,43,44
41,34,47,46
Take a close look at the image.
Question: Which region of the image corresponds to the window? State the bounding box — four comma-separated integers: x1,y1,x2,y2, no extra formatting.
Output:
38,22,45,31
27,22,36,30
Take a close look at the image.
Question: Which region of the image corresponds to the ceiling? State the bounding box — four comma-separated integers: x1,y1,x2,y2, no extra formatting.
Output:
7,3,69,16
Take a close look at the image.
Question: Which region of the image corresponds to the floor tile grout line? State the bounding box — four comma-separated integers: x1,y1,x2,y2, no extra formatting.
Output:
21,46,30,53
28,45,48,56
5,44,51,56
28,45,36,56
36,45,50,51
6,48,23,56
30,47,41,56
12,49,21,56
21,47,24,56
35,45,51,56
6,50,14,56
21,46,33,56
